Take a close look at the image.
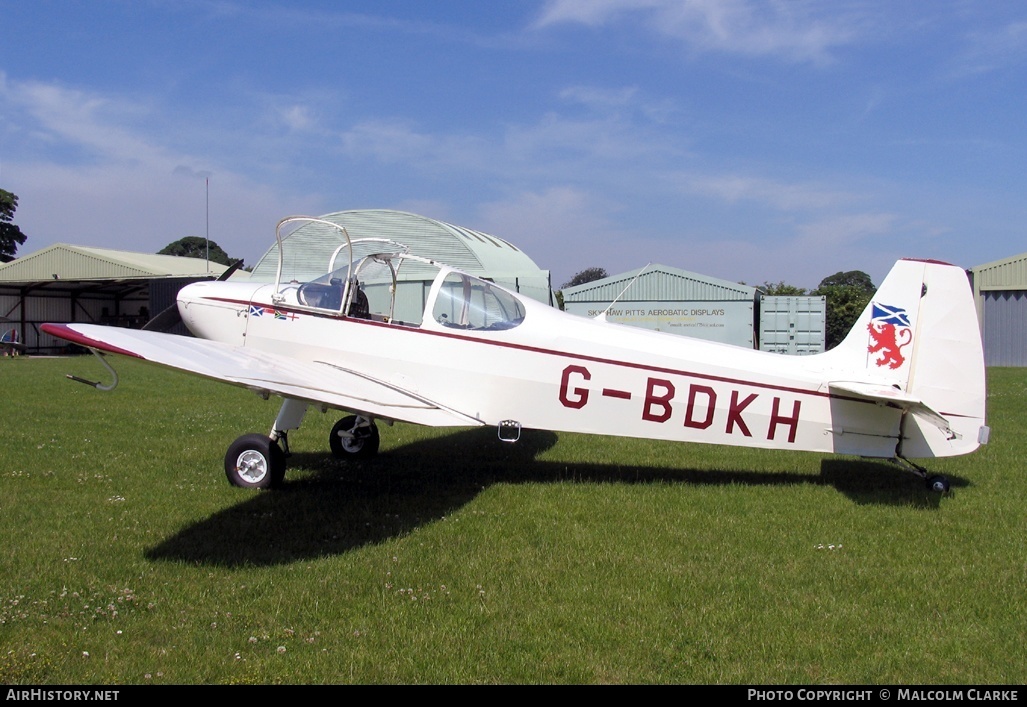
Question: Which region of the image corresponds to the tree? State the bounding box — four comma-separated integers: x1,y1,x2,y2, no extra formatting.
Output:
561,267,608,289
817,270,875,291
759,281,808,296
158,236,239,267
0,189,28,263
812,270,876,350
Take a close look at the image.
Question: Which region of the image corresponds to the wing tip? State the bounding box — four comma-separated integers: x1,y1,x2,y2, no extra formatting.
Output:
40,323,144,359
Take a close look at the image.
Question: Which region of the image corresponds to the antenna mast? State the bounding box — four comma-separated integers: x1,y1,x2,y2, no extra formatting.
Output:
205,177,210,274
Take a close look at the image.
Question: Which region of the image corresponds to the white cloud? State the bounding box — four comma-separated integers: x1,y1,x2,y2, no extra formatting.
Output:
7,79,163,165
471,181,904,290
339,120,436,163
536,0,861,64
796,212,897,249
279,105,317,133
477,186,627,283
9,158,319,267
503,111,684,170
953,20,1027,77
535,0,666,28
557,84,681,125
676,173,857,212
0,76,322,265
338,119,489,172
668,235,892,291
558,85,639,109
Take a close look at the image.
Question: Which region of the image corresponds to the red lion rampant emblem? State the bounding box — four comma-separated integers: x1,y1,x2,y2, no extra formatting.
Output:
867,303,913,369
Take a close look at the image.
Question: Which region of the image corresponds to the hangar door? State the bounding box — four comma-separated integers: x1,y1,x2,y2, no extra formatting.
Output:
983,290,1027,366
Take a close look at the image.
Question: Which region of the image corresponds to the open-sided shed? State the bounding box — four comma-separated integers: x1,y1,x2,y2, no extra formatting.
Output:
0,244,233,354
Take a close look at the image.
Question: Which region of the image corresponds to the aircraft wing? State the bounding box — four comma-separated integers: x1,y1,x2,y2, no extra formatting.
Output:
41,323,483,428
829,381,957,439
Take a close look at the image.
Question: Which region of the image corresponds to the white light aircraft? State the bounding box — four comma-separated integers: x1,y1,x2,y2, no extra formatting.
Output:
42,217,988,493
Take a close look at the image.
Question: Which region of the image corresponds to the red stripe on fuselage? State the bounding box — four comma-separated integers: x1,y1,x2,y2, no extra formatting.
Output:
205,295,866,406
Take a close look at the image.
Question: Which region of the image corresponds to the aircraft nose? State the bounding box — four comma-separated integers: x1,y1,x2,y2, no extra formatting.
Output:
176,281,207,307
175,280,258,342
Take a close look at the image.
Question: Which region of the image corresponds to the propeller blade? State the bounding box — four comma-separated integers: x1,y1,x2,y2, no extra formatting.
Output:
142,303,182,332
217,259,244,281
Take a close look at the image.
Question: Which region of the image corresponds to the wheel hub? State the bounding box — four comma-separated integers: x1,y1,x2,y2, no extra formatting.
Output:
236,450,268,483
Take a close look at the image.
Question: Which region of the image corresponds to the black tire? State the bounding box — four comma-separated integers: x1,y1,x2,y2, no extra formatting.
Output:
926,474,950,494
329,416,380,458
224,434,286,489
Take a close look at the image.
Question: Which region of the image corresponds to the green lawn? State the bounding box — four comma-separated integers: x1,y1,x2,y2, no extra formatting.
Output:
1,357,1024,684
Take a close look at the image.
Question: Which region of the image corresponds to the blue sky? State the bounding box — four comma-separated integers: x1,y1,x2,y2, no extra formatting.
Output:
1,1,1024,289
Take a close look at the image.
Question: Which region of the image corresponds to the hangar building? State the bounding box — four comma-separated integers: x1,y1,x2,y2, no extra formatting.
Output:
561,264,826,353
971,252,1027,366
0,244,234,354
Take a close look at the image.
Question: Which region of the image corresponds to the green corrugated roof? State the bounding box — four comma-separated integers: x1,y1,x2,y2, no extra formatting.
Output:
972,252,1027,290
562,264,756,301
0,243,232,282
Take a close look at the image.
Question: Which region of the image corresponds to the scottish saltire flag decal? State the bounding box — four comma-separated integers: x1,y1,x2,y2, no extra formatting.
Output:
870,303,911,328
867,303,913,369
249,305,297,320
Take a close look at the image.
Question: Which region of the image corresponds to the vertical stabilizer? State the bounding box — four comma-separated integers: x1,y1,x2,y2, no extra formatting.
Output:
824,259,987,458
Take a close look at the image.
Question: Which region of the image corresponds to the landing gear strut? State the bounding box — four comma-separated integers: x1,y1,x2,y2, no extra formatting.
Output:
893,456,951,494
223,400,381,489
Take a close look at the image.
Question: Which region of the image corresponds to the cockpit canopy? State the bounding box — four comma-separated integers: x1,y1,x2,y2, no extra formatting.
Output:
258,216,526,331
249,210,555,306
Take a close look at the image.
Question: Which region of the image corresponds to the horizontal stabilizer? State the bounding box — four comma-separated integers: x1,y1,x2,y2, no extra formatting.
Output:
830,381,957,440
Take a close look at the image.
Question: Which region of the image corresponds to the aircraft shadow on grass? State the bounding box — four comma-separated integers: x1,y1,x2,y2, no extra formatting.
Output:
144,427,963,567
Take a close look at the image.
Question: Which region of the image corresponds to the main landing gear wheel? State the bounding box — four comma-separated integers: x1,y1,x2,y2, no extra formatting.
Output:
330,415,380,459
926,474,951,494
225,434,286,489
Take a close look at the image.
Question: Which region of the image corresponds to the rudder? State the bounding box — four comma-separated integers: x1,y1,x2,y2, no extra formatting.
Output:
824,259,987,458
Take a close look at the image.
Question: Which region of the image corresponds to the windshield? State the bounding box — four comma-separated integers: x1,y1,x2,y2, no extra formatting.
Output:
432,273,526,331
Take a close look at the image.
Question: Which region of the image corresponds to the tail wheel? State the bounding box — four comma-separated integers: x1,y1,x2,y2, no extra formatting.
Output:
225,434,286,489
330,416,380,458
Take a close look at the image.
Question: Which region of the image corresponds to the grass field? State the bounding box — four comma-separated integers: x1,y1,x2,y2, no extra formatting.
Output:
1,357,1024,684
